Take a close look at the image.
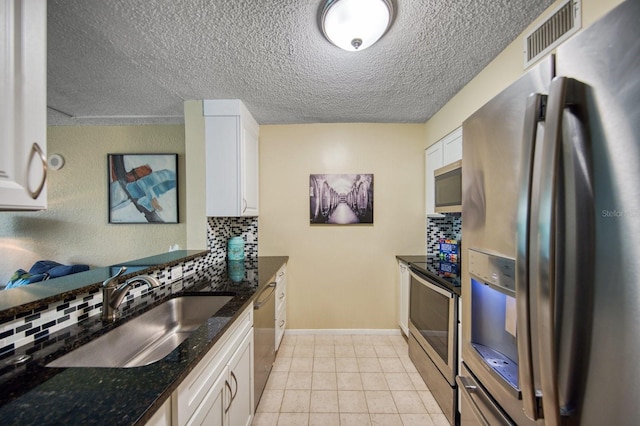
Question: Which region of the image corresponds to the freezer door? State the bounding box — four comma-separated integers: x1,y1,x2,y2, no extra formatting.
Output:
457,364,515,426
545,1,640,424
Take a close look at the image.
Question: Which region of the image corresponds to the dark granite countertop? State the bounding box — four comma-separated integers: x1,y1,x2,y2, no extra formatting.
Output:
0,255,288,426
396,254,461,297
396,255,430,265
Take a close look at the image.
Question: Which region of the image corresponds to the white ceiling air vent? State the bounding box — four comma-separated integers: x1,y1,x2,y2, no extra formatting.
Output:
524,0,581,68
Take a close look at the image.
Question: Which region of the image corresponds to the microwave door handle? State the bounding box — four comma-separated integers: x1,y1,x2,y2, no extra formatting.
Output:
537,76,594,425
516,92,546,420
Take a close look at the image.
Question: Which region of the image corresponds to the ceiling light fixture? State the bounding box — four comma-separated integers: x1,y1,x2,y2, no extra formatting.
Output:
320,0,394,52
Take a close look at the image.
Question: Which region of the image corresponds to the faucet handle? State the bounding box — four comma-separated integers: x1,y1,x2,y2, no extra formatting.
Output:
103,266,127,288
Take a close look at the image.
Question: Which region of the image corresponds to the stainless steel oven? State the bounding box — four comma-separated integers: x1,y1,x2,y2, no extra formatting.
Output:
408,267,458,424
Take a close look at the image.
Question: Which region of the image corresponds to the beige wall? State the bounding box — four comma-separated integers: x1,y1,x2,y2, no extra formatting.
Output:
424,0,625,148
258,124,426,329
0,125,186,281
258,0,625,330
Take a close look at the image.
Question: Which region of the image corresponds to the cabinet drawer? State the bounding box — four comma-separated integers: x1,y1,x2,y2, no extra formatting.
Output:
275,281,286,313
275,264,286,313
275,303,286,351
173,306,252,426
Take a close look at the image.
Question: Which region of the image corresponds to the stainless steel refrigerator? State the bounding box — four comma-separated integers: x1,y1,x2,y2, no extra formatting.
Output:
459,1,640,425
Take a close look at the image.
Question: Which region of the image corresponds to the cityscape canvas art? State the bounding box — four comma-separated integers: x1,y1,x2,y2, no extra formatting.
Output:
108,154,178,224
309,174,374,224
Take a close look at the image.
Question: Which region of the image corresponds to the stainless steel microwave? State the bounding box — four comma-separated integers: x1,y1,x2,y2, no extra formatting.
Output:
434,160,462,213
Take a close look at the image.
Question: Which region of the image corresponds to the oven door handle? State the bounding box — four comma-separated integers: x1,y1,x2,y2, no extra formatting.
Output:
409,270,453,298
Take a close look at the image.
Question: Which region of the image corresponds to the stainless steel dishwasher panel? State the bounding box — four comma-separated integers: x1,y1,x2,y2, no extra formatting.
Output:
253,282,276,409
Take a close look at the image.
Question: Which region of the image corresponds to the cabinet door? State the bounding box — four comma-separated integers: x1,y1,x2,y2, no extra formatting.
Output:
398,261,409,337
227,328,254,426
145,398,172,426
442,127,463,165
240,121,259,216
205,116,240,216
425,141,443,215
186,367,228,426
202,100,259,217
0,0,47,211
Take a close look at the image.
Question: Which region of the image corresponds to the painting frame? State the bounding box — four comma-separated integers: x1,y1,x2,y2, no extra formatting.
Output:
108,153,179,224
309,173,374,225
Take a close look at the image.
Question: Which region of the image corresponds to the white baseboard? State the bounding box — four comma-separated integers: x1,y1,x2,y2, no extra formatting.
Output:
285,329,402,336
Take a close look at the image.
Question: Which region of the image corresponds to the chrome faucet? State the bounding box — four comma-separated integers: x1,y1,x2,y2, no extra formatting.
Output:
101,266,161,321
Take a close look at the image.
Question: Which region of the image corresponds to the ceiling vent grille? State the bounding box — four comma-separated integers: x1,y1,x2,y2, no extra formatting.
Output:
524,0,581,68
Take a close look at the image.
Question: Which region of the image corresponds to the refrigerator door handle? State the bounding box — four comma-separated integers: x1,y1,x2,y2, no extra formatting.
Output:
536,76,594,426
516,92,546,421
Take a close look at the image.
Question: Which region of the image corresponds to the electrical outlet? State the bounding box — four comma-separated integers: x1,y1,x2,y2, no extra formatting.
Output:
171,266,183,282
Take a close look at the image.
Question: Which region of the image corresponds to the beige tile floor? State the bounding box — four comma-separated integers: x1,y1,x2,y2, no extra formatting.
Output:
252,333,449,426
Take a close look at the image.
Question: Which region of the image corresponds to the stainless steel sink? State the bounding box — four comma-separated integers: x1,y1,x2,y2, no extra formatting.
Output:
47,295,233,368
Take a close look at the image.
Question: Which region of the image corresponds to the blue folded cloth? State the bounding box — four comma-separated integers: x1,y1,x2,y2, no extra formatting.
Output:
4,260,90,289
5,269,48,289
29,260,63,275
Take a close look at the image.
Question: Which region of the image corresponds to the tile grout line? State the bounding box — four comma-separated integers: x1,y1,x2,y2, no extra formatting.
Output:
254,333,448,425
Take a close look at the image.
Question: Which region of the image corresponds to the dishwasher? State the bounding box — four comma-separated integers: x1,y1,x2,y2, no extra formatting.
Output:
253,281,276,409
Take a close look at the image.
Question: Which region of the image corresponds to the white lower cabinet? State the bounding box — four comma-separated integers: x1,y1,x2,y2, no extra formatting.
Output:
171,306,254,426
398,261,409,337
146,398,172,426
274,264,287,351
226,330,253,426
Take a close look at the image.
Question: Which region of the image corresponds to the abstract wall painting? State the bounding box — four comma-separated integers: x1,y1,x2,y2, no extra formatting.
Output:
309,174,374,225
108,154,178,224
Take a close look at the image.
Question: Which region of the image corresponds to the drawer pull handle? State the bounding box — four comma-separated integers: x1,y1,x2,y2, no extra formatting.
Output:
224,380,232,413
230,371,238,402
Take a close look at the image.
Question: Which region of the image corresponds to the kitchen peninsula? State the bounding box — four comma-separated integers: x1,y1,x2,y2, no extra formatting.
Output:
0,251,287,425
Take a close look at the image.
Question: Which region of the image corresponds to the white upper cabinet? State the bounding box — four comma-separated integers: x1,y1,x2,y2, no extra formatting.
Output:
185,99,259,217
442,128,463,166
0,0,47,211
201,99,259,217
425,127,462,216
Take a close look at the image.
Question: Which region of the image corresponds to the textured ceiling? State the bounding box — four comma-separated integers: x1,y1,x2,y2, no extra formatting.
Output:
47,0,554,126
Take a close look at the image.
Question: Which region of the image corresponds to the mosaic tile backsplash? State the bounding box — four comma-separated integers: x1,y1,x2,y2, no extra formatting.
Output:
0,216,259,356
207,216,259,263
427,214,462,255
0,255,210,359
